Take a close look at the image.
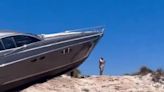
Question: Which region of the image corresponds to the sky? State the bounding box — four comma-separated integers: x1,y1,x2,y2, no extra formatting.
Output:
0,0,164,75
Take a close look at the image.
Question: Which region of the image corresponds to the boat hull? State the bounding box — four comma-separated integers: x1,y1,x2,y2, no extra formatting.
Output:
1,57,87,91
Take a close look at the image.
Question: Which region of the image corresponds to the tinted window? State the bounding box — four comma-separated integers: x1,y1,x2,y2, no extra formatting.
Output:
2,37,16,49
14,35,40,47
0,41,4,50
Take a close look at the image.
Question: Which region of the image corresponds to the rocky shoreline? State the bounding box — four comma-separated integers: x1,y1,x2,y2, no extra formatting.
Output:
21,74,164,92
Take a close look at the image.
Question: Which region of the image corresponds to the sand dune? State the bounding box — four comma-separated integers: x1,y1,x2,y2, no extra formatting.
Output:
21,74,164,92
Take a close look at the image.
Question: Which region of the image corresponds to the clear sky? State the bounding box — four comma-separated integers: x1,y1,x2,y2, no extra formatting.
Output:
0,0,164,75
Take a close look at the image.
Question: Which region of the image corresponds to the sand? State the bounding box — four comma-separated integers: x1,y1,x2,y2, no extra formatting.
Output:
21,74,164,92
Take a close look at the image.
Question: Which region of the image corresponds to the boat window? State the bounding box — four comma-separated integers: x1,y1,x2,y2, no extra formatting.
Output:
2,37,16,49
0,41,4,50
13,35,40,47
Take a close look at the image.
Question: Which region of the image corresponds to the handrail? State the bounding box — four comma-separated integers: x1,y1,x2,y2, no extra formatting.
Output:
40,26,104,39
65,26,105,33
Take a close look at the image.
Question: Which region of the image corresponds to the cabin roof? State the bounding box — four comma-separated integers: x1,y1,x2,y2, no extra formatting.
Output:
0,31,21,37
0,31,35,38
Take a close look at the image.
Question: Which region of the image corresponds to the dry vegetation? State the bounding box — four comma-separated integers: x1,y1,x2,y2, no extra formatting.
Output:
130,66,164,83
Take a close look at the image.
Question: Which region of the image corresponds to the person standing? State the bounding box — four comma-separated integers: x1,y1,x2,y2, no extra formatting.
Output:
99,57,105,75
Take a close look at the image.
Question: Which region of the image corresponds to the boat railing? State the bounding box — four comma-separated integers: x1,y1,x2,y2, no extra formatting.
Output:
65,26,105,33
40,26,104,39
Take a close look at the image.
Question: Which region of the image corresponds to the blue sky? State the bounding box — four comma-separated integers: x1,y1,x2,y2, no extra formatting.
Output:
0,0,164,75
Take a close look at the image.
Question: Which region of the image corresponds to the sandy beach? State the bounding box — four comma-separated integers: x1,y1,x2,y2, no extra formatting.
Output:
21,74,164,92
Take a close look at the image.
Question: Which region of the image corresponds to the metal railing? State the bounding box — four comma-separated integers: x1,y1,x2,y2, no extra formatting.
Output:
65,26,105,33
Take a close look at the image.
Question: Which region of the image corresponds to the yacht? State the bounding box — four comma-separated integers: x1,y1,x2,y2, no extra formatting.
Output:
0,27,104,91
